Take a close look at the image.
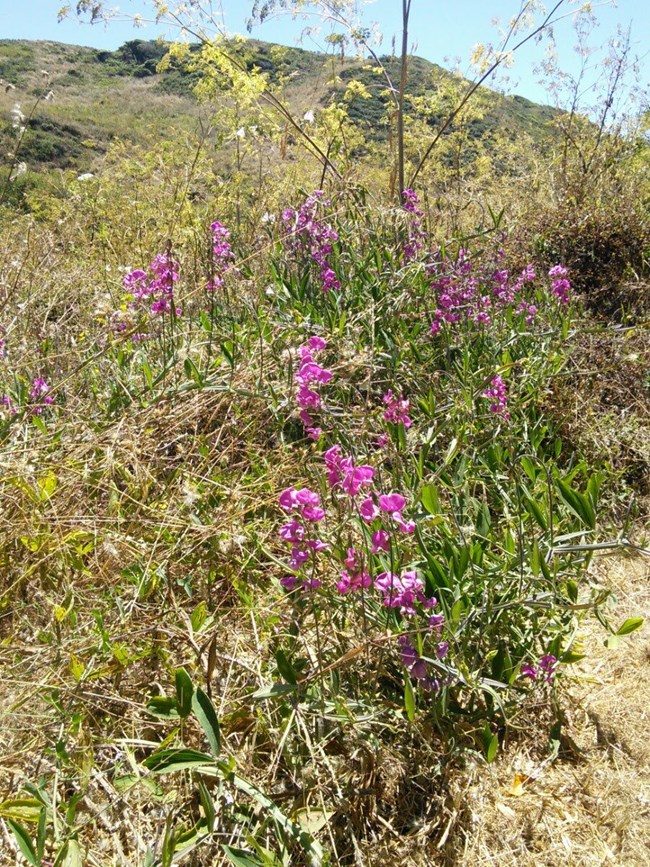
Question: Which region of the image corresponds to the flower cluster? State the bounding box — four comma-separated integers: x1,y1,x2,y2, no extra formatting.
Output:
383,389,412,428
428,252,541,335
29,377,54,415
282,191,340,293
399,635,450,692
401,189,426,263
549,265,571,305
521,653,558,683
206,220,236,293
278,486,328,591
122,251,181,319
277,445,449,690
295,336,331,441
483,375,509,419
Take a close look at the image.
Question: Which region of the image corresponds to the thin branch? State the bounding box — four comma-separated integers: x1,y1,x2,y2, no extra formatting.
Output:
409,1,566,188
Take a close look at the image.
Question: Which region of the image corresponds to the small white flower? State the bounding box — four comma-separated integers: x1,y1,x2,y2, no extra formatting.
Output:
235,127,246,138
261,212,276,224
10,103,25,126
303,110,315,123
77,173,94,181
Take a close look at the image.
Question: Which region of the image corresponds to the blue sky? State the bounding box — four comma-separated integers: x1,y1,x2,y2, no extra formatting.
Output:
1,1,648,106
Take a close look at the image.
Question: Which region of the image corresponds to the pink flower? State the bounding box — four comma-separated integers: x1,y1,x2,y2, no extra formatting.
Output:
483,375,510,418
360,497,379,523
375,570,425,615
290,547,310,568
378,493,406,513
295,362,333,386
371,530,390,553
296,385,321,410
337,569,371,594
295,488,320,507
394,513,416,534
279,487,298,511
308,335,327,351
383,389,412,428
278,521,304,544
343,547,362,571
302,505,325,522
341,463,375,497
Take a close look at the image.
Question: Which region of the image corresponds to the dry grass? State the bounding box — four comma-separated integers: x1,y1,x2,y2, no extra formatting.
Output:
439,552,650,867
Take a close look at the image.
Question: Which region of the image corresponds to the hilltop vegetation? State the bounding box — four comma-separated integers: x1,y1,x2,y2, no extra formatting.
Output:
0,36,559,176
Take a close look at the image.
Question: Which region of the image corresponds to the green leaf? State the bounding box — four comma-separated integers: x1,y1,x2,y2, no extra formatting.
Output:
616,617,644,636
36,807,46,861
175,667,194,718
525,496,548,531
0,798,43,822
530,540,540,578
251,682,298,700
443,437,458,467
477,501,491,537
184,356,203,385
7,819,38,866
561,650,586,663
222,846,264,867
482,725,499,763
520,456,537,483
197,776,216,833
191,601,208,632
142,359,154,389
566,579,578,603
192,687,221,757
274,649,298,685
142,748,213,775
556,478,595,529
146,696,180,719
61,839,83,867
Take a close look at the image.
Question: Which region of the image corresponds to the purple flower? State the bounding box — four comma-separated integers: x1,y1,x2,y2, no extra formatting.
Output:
483,375,510,419
282,192,340,293
337,569,372,595
360,496,379,523
371,530,390,553
308,335,327,351
375,569,425,616
279,521,305,544
383,389,412,428
378,493,406,513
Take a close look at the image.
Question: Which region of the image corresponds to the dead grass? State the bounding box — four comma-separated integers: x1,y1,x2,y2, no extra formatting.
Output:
439,552,650,867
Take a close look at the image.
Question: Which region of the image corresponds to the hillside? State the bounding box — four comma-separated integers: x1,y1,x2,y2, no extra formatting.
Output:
0,36,560,176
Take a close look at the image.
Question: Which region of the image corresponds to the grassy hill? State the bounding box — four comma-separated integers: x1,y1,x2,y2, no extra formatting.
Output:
0,36,560,176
